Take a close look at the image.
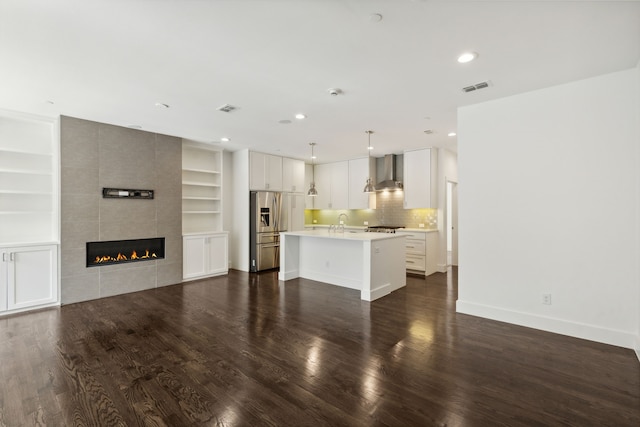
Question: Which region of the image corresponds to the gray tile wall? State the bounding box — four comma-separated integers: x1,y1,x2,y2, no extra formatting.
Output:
60,116,182,304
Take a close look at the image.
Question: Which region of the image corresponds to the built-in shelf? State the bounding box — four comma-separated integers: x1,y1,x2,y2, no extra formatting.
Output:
182,141,223,234
0,111,58,244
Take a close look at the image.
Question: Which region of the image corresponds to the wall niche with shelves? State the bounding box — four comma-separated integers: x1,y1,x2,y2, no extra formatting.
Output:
181,141,222,234
0,110,58,244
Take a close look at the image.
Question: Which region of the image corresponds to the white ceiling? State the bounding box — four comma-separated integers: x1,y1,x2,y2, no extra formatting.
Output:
1,0,638,163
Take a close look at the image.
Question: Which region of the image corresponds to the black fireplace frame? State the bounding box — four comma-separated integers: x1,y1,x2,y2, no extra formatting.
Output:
86,237,165,267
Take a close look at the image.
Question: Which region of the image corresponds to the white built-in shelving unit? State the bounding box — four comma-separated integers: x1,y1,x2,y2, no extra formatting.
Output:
0,110,58,245
181,140,228,280
182,141,222,235
0,109,59,316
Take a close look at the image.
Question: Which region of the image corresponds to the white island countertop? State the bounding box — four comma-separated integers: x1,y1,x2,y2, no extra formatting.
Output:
281,229,403,241
279,230,406,301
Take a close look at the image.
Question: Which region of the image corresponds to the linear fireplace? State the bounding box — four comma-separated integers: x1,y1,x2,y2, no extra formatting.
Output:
86,237,165,267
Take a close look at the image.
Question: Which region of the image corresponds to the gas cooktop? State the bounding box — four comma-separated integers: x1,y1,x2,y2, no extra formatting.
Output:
365,225,405,233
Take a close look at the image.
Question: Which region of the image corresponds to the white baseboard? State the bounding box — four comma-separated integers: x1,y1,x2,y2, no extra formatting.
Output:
456,300,637,350
634,335,640,363
437,263,448,273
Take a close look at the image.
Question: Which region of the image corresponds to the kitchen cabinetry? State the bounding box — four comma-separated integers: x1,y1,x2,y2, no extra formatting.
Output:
286,193,305,231
250,152,283,191
314,161,349,209
348,157,376,209
396,230,437,276
403,148,438,209
0,111,58,244
183,233,228,280
304,163,315,209
182,141,222,234
1,244,58,314
282,157,305,193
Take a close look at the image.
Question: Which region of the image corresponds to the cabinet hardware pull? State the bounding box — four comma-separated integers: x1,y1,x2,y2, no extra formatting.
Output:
2,253,6,262
10,252,15,262
407,260,414,264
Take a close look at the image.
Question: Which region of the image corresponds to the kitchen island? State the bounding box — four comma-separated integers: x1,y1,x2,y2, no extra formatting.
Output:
278,230,406,301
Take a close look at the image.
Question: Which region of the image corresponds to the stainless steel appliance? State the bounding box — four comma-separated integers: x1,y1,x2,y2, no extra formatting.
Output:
365,225,405,233
250,191,287,272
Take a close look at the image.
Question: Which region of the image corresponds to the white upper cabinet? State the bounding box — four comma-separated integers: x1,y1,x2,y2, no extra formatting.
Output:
250,151,283,191
314,161,349,210
348,157,376,210
403,148,438,209
282,157,305,193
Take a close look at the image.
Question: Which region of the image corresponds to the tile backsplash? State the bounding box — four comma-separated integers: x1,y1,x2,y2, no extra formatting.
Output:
305,191,438,229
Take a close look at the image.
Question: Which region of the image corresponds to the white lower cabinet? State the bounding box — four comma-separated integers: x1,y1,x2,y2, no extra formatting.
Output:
183,233,229,280
1,244,58,313
396,231,437,276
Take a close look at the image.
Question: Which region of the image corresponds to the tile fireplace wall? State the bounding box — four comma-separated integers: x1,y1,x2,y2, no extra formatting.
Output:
60,116,182,304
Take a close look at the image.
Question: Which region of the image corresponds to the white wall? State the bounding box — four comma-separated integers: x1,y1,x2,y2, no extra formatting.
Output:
457,67,639,349
437,148,458,271
231,150,250,271
636,61,640,361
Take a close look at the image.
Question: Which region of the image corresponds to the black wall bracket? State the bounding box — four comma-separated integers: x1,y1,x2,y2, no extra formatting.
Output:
102,188,154,199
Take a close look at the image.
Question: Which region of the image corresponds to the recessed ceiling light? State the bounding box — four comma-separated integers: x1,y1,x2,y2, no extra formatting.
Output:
221,137,230,142
457,52,478,63
448,132,457,137
278,119,292,124
295,113,306,120
45,100,55,105
369,13,383,23
155,102,170,108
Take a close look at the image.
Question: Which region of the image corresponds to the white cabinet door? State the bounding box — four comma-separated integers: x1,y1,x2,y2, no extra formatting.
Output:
348,157,376,209
282,157,305,193
6,245,58,311
250,152,283,191
0,250,7,311
183,233,228,280
183,235,208,279
330,161,349,210
404,148,437,209
207,233,228,275
266,154,283,191
314,161,349,209
314,163,332,209
286,193,305,231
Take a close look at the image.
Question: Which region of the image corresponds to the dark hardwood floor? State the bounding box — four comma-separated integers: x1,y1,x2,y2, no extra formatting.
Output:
1,268,639,426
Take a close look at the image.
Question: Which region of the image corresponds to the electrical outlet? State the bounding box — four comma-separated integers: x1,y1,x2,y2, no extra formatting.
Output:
339,220,344,224
364,221,369,225
542,293,552,305
313,219,317,223
419,223,425,228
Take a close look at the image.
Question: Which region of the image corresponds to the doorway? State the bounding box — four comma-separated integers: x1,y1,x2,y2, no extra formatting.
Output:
446,180,458,266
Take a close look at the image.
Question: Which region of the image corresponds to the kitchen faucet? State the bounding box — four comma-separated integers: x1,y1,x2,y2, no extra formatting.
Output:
337,213,349,233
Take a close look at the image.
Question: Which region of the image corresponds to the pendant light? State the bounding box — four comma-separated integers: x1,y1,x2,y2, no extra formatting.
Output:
363,130,376,193
307,142,318,196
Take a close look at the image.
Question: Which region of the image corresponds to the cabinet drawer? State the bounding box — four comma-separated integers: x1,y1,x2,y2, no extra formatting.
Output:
405,239,425,254
397,231,426,241
406,255,426,271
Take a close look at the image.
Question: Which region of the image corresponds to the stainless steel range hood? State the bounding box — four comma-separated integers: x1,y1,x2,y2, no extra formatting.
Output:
376,154,403,191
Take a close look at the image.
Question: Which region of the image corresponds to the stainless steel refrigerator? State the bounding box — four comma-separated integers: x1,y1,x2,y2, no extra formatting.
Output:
250,191,288,272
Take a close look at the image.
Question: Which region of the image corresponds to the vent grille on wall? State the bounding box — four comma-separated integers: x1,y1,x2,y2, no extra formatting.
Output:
462,80,492,93
216,104,237,113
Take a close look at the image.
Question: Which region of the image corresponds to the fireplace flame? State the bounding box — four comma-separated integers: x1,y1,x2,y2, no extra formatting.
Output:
93,249,158,264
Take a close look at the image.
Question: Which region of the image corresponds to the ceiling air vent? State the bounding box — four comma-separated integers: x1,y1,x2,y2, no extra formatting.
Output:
462,80,492,93
217,104,237,113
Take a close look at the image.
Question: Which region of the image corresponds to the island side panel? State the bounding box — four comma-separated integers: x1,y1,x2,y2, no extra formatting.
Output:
279,233,300,281
298,237,363,290
361,236,406,301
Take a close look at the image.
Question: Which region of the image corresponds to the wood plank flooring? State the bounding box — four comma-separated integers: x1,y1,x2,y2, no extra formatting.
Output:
1,268,639,426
